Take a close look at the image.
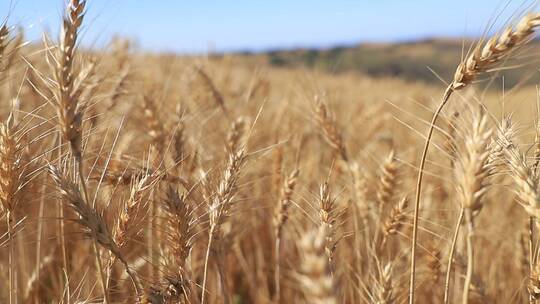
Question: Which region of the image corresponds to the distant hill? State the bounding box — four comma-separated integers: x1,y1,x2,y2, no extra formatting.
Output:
241,38,540,87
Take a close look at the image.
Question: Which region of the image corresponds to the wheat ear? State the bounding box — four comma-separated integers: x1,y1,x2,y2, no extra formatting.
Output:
376,150,399,215
0,110,26,304
314,95,348,162
273,168,299,302
379,197,408,252
529,264,540,300
410,13,540,303
48,164,142,295
457,110,492,304
202,148,246,304
48,1,114,301
318,182,341,265
501,122,540,221
52,0,87,160
114,173,155,249
500,121,540,302
226,117,246,153
195,66,228,117
163,186,196,274
0,23,10,75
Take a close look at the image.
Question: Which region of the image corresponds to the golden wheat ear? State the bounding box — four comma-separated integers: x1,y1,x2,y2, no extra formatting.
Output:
0,23,10,75
313,95,348,162
410,13,540,303
202,147,247,304
318,182,342,265
273,168,299,302
379,197,408,252
163,186,196,273
0,114,26,304
50,0,87,159
114,172,157,249
453,13,540,90
376,150,399,215
448,108,493,302
48,164,142,295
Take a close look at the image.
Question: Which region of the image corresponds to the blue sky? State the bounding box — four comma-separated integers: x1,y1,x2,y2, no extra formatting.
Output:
1,0,538,53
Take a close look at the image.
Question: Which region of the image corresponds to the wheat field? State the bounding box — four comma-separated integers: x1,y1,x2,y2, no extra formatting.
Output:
4,1,540,303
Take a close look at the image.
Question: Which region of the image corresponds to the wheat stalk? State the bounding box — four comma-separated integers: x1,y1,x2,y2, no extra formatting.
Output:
24,254,54,302
445,111,460,169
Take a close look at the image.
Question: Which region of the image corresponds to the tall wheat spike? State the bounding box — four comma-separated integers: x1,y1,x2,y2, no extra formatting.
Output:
202,148,247,304
51,0,87,160
273,168,299,302
452,109,492,304
410,13,540,303
48,164,142,295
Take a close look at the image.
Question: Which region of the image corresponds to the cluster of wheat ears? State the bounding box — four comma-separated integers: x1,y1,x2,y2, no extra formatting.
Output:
4,1,540,303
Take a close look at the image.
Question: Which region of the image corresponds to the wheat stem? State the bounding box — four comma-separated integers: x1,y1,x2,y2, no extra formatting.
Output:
462,209,475,304
410,84,453,303
201,225,215,304
274,236,282,302
530,216,536,304
443,208,464,304
7,212,13,304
